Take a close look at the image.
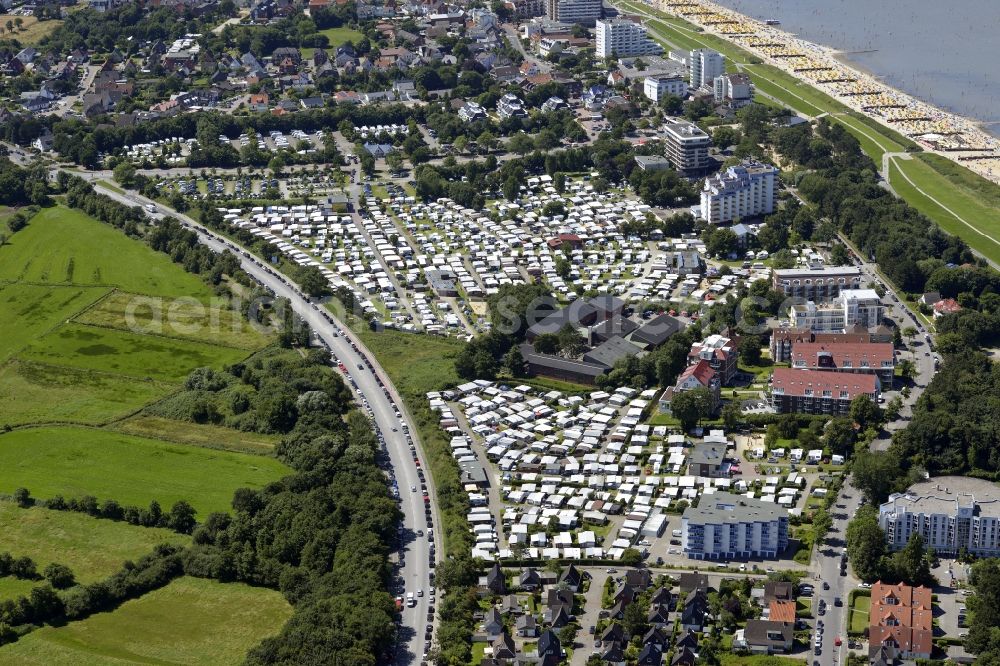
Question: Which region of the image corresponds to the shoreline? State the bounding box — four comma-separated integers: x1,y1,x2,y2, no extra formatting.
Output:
638,0,1000,185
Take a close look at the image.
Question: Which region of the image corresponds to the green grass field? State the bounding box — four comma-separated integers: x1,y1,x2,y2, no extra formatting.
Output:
319,26,364,47
0,206,213,298
7,15,64,46
0,576,292,665
918,153,1000,210
889,159,1000,266
114,415,280,454
720,656,805,666
0,577,39,601
849,594,870,634
74,290,271,351
351,325,464,401
0,501,188,586
0,427,290,517
19,323,251,383
0,360,174,427
0,284,109,361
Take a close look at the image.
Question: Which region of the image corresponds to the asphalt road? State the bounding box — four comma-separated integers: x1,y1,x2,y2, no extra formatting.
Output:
94,183,438,665
810,488,863,665
839,234,938,448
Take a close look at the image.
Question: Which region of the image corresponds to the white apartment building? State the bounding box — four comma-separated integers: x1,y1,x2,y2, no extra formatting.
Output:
497,93,527,120
643,74,688,103
595,19,662,58
789,289,884,332
880,477,1000,557
458,102,487,122
688,48,724,89
546,0,602,26
698,161,777,224
663,120,712,176
713,72,753,108
682,493,789,560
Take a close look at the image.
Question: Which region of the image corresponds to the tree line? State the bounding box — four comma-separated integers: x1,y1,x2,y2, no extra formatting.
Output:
52,171,401,663
0,544,184,646
1,104,422,169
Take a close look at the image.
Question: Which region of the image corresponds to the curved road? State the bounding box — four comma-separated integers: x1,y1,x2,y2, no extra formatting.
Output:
93,183,439,665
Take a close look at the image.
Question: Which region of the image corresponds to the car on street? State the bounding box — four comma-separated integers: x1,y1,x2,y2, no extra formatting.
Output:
410,485,416,492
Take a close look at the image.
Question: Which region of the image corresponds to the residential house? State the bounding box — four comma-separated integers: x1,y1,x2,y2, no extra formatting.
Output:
249,92,269,112
768,600,796,624
659,360,719,415
671,647,696,666
486,563,507,595
647,604,671,629
688,441,727,477
559,564,583,592
491,631,517,661
519,568,542,591
625,568,652,591
643,626,671,651
536,629,561,666
680,589,708,631
675,630,698,651
678,573,708,595
637,643,663,666
688,334,738,385
516,613,537,637
868,581,933,662
483,607,504,639
763,581,793,603
742,619,793,654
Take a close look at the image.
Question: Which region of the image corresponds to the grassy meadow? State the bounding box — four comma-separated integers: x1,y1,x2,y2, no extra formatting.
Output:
0,360,173,427
0,206,213,298
0,284,108,361
75,290,272,350
0,427,290,517
19,322,251,383
114,415,281,454
0,501,189,587
0,577,292,665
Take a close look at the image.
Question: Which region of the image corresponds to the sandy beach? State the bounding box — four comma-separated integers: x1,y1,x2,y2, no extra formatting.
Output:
644,0,1000,184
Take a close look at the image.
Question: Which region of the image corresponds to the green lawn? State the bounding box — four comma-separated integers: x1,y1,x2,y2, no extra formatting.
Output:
918,152,1000,210
96,180,124,194
0,427,290,517
0,576,292,665
514,376,592,395
0,205,213,298
0,577,40,602
318,26,364,47
114,415,281,455
0,501,189,586
889,158,1000,266
720,655,805,666
19,323,251,383
469,641,486,665
348,324,464,401
849,594,871,634
74,290,272,351
0,284,109,362
0,360,174,427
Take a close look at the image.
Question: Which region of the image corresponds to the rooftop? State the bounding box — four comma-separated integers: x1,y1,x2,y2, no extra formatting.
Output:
882,476,1000,518
683,492,788,524
771,367,878,398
